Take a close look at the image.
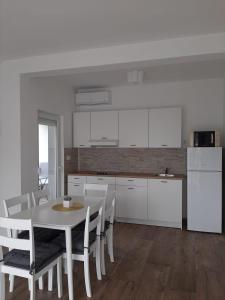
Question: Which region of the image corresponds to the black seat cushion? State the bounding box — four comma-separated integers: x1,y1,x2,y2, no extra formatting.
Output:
104,220,110,231
52,230,97,255
3,242,63,273
18,228,61,243
71,212,99,233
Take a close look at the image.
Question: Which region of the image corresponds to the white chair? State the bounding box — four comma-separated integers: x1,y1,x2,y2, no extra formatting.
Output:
0,217,63,300
31,189,60,292
53,205,103,298
31,189,50,207
83,184,116,275
83,183,108,198
101,197,116,275
2,194,43,292
3,193,31,218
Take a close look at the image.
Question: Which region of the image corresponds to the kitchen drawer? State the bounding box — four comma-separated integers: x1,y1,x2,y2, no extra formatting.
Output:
68,175,86,184
86,176,116,185
116,177,147,187
68,182,84,196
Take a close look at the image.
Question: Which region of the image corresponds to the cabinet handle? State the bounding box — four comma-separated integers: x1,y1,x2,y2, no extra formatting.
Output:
101,137,107,140
128,180,134,182
74,184,80,186
161,144,168,147
79,144,85,147
128,187,135,190
74,178,80,179
160,181,168,183
130,144,136,147
97,178,103,180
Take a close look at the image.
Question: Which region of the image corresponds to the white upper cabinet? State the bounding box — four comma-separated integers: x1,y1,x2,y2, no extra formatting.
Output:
119,110,148,147
73,112,90,148
149,107,182,148
90,111,118,140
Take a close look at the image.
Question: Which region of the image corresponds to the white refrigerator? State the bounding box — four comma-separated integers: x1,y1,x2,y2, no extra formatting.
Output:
187,147,222,233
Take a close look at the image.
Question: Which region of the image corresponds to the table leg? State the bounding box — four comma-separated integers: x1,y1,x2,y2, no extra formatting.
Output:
65,227,74,300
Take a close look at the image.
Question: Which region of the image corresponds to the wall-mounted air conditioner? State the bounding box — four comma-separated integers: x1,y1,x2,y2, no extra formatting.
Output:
75,89,111,106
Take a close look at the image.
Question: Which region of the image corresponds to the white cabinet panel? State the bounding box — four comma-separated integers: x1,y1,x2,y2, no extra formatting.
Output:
86,176,115,185
116,177,147,187
119,110,148,147
116,185,148,220
68,183,84,196
148,179,182,228
68,175,86,184
149,107,181,148
73,112,90,147
86,176,116,194
90,111,118,140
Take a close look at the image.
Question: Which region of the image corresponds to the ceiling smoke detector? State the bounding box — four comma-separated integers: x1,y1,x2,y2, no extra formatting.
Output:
127,70,144,84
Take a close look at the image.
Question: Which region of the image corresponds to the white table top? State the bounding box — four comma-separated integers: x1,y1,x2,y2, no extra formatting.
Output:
11,196,102,230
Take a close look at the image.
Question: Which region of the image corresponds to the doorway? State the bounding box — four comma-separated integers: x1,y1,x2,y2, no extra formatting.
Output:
38,112,63,199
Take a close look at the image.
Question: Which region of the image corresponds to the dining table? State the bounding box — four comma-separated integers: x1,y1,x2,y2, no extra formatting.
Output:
8,195,102,300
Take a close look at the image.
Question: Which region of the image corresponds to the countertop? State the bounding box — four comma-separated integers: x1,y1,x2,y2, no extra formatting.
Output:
68,171,186,180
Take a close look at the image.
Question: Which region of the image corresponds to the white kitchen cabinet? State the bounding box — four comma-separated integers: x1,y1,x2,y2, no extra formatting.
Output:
68,183,84,196
148,179,182,228
116,179,148,220
73,112,90,147
86,175,116,197
116,177,147,187
68,175,86,196
90,111,118,140
119,110,148,147
149,107,181,148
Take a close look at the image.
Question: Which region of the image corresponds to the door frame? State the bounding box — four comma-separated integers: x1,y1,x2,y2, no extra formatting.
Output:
38,111,64,197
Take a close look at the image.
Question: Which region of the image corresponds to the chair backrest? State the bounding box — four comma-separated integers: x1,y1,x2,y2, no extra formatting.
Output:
0,217,34,267
105,198,116,224
84,206,103,249
3,194,31,218
83,184,108,198
32,189,50,207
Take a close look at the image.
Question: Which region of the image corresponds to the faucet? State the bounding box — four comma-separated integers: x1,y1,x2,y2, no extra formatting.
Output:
165,168,169,175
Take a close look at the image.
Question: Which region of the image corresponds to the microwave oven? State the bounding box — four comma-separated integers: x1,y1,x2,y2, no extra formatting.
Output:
189,131,220,147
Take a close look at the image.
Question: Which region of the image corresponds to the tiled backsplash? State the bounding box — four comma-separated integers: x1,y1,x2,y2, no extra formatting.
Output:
64,148,186,175
64,148,78,174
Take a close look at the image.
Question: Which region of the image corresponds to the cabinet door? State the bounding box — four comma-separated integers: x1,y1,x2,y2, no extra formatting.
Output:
86,176,116,195
90,111,118,140
73,112,90,147
119,110,148,147
148,179,182,225
68,183,84,196
116,185,148,220
149,107,181,148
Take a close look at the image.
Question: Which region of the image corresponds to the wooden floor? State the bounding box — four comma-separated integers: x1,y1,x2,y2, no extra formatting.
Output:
5,222,225,300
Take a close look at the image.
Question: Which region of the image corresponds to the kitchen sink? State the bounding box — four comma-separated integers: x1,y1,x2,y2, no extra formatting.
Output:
158,174,175,177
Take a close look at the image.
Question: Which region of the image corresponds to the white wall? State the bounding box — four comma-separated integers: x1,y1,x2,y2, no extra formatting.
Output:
20,76,74,193
0,32,225,208
78,78,225,146
0,64,21,213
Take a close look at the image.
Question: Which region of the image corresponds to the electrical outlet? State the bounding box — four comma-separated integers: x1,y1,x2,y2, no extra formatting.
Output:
66,155,71,161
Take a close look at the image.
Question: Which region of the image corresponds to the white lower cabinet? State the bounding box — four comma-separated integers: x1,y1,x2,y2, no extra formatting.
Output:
68,176,86,196
148,179,182,228
86,176,116,191
116,184,148,221
67,174,182,229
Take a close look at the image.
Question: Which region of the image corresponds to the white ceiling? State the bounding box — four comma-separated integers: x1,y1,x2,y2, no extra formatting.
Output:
0,0,225,61
40,59,225,89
